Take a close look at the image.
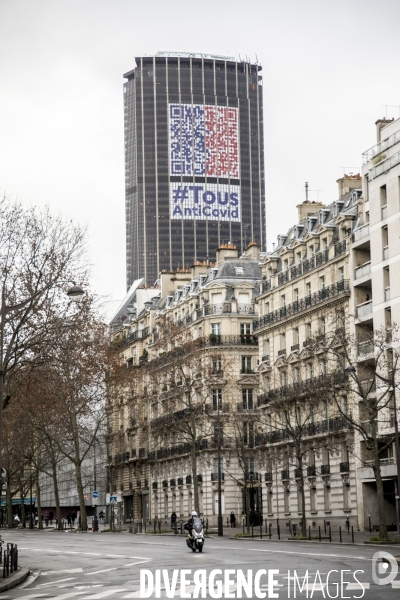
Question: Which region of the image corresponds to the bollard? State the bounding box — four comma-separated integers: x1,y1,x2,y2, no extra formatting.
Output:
368,515,371,533
265,519,267,534
346,517,350,534
154,520,156,534
324,519,326,534
329,526,332,543
309,525,311,541
351,526,354,543
144,520,146,533
260,523,262,539
339,526,342,543
278,524,280,540
269,523,272,539
243,518,245,534
318,526,321,542
158,520,161,534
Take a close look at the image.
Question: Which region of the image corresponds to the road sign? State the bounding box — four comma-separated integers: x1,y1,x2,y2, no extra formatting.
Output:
109,495,118,504
92,491,99,499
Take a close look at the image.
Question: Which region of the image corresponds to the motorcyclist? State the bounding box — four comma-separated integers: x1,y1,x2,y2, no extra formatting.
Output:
184,511,198,536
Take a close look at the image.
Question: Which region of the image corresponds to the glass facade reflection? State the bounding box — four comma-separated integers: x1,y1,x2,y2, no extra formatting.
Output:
124,53,265,288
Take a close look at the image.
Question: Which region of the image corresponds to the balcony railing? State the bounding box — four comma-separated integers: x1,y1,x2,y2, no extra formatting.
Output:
321,464,330,475
356,300,373,319
291,344,299,352
170,479,176,487
254,416,350,447
281,470,289,480
177,477,184,486
203,303,255,316
277,348,286,356
355,262,371,279
264,472,273,482
357,340,374,357
253,281,350,331
205,334,258,347
362,129,400,164
146,439,208,461
162,480,168,488
257,372,346,405
186,475,192,484
353,224,370,242
259,242,347,294
211,472,225,481
368,150,400,181
339,461,350,473
307,466,316,477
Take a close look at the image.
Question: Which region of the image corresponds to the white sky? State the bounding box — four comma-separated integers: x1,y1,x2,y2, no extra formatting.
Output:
1,0,400,313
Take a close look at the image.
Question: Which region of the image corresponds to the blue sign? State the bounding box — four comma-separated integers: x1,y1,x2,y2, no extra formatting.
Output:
92,491,99,499
109,495,118,504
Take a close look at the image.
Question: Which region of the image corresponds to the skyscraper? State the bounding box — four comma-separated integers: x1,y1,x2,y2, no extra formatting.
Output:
123,52,265,288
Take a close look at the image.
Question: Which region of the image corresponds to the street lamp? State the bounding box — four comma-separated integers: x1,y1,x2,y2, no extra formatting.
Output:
217,403,223,537
345,363,400,536
0,282,85,522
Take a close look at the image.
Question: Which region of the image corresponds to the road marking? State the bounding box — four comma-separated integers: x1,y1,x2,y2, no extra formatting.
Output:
16,594,50,599
41,568,83,575
37,577,77,587
246,548,373,561
392,581,400,588
86,559,150,575
84,590,128,599
86,567,119,575
346,583,370,590
45,593,88,600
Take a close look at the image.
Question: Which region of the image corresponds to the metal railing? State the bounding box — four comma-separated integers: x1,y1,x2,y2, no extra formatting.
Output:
356,300,372,319
253,280,350,331
362,129,400,164
357,340,374,357
353,224,370,242
254,416,350,446
355,261,371,279
204,334,258,346
368,150,400,181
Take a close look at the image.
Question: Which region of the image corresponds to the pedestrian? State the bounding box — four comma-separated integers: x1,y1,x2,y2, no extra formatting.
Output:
98,510,104,524
49,510,54,525
45,512,49,527
67,513,72,527
171,511,177,531
230,511,236,528
71,511,76,526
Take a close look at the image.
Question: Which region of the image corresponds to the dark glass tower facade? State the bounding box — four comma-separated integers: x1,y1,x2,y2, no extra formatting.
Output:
124,52,265,288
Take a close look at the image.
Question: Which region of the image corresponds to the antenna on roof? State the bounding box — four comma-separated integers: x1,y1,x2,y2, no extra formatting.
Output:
305,182,309,202
382,105,400,118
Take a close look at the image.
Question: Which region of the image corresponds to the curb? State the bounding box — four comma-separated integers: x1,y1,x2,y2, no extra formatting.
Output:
230,537,400,548
0,567,30,593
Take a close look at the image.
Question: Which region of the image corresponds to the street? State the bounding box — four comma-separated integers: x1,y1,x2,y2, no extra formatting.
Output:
1,531,399,599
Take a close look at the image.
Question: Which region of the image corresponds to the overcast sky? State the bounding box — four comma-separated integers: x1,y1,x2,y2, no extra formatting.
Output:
1,0,400,313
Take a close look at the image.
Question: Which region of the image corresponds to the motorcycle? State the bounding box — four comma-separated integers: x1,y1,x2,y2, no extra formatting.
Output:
185,517,204,553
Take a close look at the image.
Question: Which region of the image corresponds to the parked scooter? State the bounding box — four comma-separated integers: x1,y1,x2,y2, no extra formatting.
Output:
185,516,204,553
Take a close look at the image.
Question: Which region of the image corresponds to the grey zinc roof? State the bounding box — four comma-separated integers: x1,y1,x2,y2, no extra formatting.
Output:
214,260,261,281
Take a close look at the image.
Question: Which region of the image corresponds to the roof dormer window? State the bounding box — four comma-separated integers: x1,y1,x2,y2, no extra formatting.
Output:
234,266,244,275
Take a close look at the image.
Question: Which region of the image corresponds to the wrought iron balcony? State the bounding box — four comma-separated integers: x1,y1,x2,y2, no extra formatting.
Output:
152,482,158,490
177,477,184,486
264,472,273,482
281,469,289,480
162,480,168,488
321,464,330,475
253,280,350,331
211,473,225,481
294,468,301,479
340,461,350,473
254,416,350,447
186,475,192,484
307,466,316,477
205,334,258,347
170,479,176,487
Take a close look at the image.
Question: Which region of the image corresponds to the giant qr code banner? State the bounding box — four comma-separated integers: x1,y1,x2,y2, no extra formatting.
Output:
169,104,239,178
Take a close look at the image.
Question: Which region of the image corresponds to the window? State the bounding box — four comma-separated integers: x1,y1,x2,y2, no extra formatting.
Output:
293,288,299,301
281,294,286,307
319,361,326,376
243,422,254,446
306,322,312,339
212,389,222,411
265,302,270,314
309,245,314,257
296,252,302,264
284,259,289,271
306,363,313,380
293,367,300,382
241,323,251,335
263,338,269,355
212,356,222,372
280,371,287,387
280,333,286,350
319,317,326,335
306,282,311,296
322,238,328,250
213,457,223,474
214,424,224,446
238,292,249,304
242,356,252,372
242,388,254,409
338,266,344,281
211,323,221,336
211,293,222,305
319,276,325,290
293,328,299,345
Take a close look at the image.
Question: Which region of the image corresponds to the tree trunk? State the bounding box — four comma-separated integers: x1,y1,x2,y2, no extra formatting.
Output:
35,470,42,530
75,461,87,530
51,459,62,530
246,483,251,534
373,441,388,538
298,454,307,537
190,436,199,513
6,481,13,528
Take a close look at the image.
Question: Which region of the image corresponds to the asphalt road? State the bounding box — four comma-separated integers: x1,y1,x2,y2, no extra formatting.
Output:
1,530,399,599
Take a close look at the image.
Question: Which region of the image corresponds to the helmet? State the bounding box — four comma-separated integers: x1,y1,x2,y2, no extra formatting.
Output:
191,511,198,517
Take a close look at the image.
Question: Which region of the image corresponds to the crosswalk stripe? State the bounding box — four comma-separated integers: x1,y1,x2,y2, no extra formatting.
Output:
392,581,400,588
122,594,142,599
84,590,128,599
346,583,370,590
41,568,83,575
